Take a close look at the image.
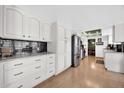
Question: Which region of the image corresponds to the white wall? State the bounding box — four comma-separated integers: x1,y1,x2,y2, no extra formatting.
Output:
102,27,113,44
14,5,124,33
16,5,56,23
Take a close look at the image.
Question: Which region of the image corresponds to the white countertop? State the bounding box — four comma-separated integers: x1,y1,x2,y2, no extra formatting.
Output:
0,52,55,63
104,49,124,54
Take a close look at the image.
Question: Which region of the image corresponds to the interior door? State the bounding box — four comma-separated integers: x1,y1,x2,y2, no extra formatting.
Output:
4,6,24,39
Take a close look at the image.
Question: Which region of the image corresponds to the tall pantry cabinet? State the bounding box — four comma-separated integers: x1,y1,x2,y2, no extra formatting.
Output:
0,6,3,37
65,30,72,69
50,23,72,75
0,63,3,88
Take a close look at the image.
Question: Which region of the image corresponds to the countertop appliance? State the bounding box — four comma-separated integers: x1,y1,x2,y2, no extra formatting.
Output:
115,44,123,52
96,38,104,45
71,35,81,67
0,47,13,57
37,42,47,53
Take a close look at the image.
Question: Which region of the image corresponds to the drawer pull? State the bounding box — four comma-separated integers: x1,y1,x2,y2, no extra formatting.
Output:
49,62,53,65
49,70,53,73
14,72,23,76
49,57,53,58
35,59,41,61
35,66,41,69
23,35,25,37
14,63,23,66
17,85,23,88
35,76,41,80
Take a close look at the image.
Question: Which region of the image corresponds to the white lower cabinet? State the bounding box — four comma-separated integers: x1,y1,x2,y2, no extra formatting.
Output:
46,54,55,79
29,72,43,87
47,67,55,79
6,77,29,88
3,54,55,88
0,63,3,88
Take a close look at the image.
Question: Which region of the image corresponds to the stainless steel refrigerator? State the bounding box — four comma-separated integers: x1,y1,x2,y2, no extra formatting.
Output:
71,35,81,67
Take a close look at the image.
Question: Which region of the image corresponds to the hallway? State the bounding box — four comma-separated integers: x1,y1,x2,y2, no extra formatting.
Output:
35,56,124,88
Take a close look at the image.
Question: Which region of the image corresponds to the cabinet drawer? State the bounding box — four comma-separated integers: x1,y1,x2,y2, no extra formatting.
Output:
47,67,55,78
29,72,43,87
30,62,42,74
4,57,42,71
47,61,55,68
6,71,43,88
47,54,55,62
6,79,28,88
5,61,42,85
5,67,26,85
4,59,30,71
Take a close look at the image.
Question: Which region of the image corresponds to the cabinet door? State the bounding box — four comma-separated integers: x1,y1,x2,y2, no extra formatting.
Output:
58,26,65,41
3,6,24,39
95,45,104,57
40,23,51,41
65,31,72,68
0,63,3,88
56,41,65,74
40,55,47,81
0,6,3,37
56,53,65,74
27,17,40,41
114,23,124,42
56,26,65,74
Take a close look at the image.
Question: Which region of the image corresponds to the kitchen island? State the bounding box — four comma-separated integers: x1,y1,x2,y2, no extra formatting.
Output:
104,50,124,73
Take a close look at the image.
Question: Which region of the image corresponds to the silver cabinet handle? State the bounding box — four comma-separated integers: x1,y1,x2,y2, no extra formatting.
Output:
35,66,41,69
17,85,23,88
49,56,53,58
23,35,25,37
14,72,23,76
35,76,41,80
49,62,53,65
49,70,53,73
14,63,23,66
35,59,41,61
28,35,31,38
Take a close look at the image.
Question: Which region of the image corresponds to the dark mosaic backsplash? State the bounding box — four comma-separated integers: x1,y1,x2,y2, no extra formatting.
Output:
0,39,47,59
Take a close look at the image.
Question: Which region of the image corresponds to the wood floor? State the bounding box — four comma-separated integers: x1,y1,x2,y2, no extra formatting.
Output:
35,56,124,88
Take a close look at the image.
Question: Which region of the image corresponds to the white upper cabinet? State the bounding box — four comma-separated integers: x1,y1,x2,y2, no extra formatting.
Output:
3,6,24,39
40,23,51,41
0,6,3,37
24,16,40,41
114,23,124,42
2,5,51,41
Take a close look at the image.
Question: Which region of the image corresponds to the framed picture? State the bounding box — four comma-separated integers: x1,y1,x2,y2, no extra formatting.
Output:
98,38,102,42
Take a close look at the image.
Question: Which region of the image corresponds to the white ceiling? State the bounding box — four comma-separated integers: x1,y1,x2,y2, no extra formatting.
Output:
17,5,124,32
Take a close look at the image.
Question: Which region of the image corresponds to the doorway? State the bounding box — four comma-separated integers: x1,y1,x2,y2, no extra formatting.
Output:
88,39,95,56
